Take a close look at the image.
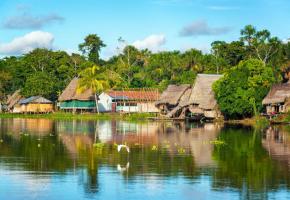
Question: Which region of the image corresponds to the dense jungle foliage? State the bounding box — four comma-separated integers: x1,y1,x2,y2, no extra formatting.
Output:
0,25,289,118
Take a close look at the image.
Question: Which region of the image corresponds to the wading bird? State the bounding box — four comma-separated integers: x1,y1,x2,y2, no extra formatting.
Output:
117,144,130,153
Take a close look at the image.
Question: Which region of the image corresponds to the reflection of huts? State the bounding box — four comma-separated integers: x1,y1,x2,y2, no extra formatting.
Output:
6,90,23,113
262,82,290,115
19,96,53,113
155,84,191,115
262,126,290,165
58,77,96,112
156,74,223,119
98,90,160,113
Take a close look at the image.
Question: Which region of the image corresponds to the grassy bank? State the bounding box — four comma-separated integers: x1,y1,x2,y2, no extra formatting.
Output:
225,116,270,128
0,112,157,121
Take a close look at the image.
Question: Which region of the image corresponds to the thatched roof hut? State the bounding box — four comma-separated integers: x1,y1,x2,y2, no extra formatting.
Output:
58,77,95,101
262,82,290,105
156,74,223,119
19,96,54,113
6,90,23,111
189,74,222,110
262,82,290,114
155,84,190,106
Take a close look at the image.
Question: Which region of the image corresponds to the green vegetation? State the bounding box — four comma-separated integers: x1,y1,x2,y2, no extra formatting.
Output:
0,25,289,120
213,59,275,119
0,112,156,121
212,127,289,192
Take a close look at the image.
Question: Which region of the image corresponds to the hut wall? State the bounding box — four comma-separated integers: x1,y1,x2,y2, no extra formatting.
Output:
285,98,290,113
266,106,274,114
116,103,138,112
204,110,217,118
98,93,113,112
12,105,22,113
22,103,53,113
266,104,287,114
59,100,96,110
137,102,159,113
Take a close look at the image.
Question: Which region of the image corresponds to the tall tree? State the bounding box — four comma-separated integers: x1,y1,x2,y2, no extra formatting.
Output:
240,25,282,65
79,34,106,65
77,65,110,114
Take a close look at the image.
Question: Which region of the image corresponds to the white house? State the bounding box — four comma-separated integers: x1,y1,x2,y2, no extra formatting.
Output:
98,90,160,113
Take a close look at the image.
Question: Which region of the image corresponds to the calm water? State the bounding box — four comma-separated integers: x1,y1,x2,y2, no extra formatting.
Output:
0,119,290,200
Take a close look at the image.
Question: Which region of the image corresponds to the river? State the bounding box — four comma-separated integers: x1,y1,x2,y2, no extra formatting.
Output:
0,118,290,200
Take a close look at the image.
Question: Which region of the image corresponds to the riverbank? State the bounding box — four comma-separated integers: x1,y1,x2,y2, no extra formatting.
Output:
225,116,270,128
0,112,157,121
268,114,290,124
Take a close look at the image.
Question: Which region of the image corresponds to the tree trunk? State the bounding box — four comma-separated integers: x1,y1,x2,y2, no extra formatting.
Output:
95,94,99,114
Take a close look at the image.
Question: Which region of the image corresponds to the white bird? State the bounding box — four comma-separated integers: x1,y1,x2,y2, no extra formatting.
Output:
117,144,130,153
117,162,130,172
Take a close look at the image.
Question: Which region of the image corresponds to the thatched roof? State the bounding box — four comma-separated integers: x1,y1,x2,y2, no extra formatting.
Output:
6,90,23,109
19,96,52,104
262,82,290,105
178,88,192,107
58,78,95,101
155,84,190,106
189,74,222,110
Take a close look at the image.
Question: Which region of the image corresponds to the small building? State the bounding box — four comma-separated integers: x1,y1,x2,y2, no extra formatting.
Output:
262,82,290,115
58,77,96,112
6,90,23,113
155,84,191,115
188,74,223,119
98,90,160,113
155,74,223,119
19,96,54,113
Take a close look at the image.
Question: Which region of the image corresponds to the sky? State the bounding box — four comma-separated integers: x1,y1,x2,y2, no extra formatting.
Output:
0,0,289,59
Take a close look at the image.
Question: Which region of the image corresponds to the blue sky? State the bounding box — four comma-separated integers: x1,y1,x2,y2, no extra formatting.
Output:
0,0,289,59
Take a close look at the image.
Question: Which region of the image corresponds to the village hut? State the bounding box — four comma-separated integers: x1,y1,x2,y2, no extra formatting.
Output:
155,74,223,119
6,90,23,113
19,96,53,113
58,77,96,112
155,84,191,115
98,90,160,113
262,81,290,115
188,74,223,119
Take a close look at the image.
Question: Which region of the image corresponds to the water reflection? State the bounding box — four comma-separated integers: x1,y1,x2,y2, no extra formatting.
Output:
263,126,290,166
1,119,290,199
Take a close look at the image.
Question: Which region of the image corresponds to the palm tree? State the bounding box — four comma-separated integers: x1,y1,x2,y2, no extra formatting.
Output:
77,65,109,114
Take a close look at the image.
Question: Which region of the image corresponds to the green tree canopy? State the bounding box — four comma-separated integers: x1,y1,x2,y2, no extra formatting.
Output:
213,59,275,119
22,72,56,99
79,34,106,65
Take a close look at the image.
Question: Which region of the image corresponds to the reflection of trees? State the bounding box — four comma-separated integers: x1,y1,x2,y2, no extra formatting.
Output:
212,126,290,199
0,133,72,172
3,119,290,197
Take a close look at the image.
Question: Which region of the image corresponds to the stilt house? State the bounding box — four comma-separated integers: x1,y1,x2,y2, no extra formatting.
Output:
58,78,96,112
155,74,223,119
262,81,290,115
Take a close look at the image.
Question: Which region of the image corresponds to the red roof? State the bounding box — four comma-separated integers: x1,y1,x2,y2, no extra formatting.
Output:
106,90,160,101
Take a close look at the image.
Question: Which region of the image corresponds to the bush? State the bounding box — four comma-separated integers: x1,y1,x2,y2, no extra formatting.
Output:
213,59,275,119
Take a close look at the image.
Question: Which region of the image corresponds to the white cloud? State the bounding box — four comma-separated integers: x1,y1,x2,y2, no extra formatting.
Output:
3,13,64,29
179,20,231,37
0,31,54,55
132,34,166,52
